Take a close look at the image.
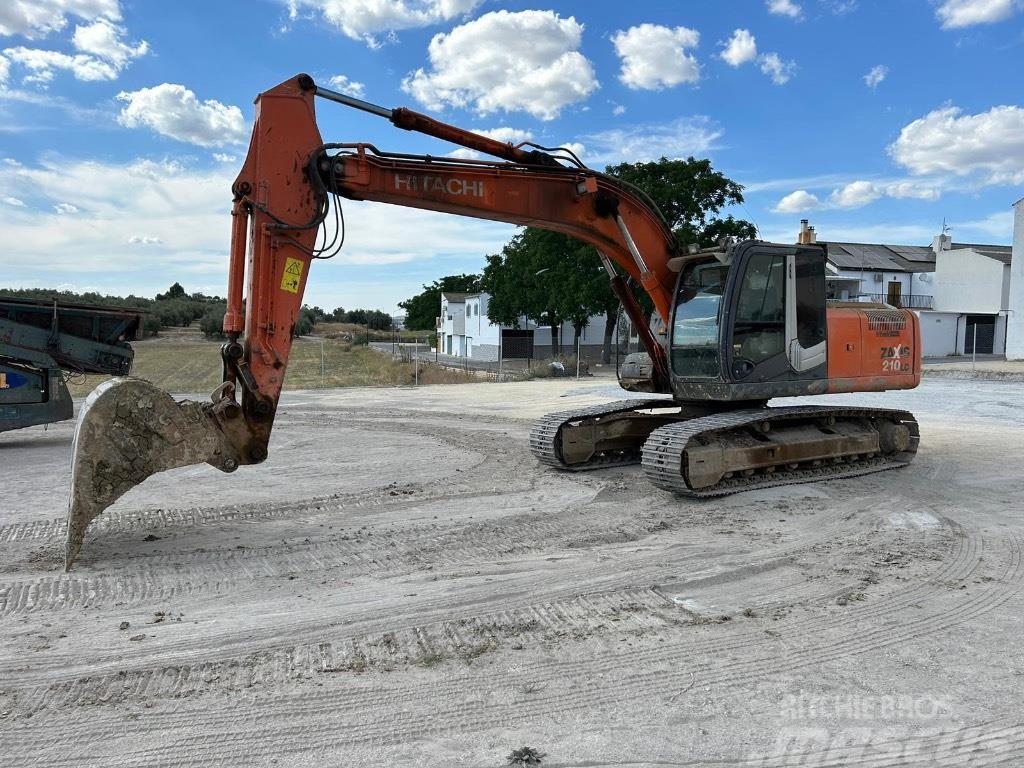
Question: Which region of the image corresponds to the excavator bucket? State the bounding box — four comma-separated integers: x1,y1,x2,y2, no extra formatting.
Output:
65,378,237,570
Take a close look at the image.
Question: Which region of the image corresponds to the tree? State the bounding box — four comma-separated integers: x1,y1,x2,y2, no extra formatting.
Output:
295,305,317,336
199,304,227,338
156,282,186,301
399,274,481,331
482,229,612,357
603,157,757,247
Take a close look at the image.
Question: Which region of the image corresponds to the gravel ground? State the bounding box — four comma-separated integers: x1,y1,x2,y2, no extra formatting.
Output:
1,376,1023,766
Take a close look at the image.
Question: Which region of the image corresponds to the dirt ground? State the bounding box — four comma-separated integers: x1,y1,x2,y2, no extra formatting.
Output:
1,376,1023,766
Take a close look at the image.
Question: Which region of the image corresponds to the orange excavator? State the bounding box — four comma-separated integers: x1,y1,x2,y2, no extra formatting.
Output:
64,74,921,569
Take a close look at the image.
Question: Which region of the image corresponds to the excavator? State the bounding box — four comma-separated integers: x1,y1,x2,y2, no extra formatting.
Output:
63,74,920,569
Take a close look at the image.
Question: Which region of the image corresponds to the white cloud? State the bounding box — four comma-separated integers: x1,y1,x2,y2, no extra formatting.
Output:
71,18,147,66
53,202,79,214
718,31,794,85
286,0,481,46
581,117,722,165
212,153,237,164
884,181,941,201
0,155,513,312
127,235,162,245
759,52,796,84
611,23,700,90
825,1,860,14
2,195,26,207
325,74,365,98
955,210,1014,239
773,190,823,213
936,0,1021,29
767,0,803,18
776,178,943,211
830,180,881,208
721,29,758,67
612,104,626,116
117,84,248,148
0,0,120,38
402,10,598,121
0,54,8,84
3,18,146,84
3,46,118,82
864,64,888,89
889,105,1024,184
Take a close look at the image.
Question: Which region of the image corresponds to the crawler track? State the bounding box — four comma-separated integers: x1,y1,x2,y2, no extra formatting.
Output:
529,398,682,470
642,405,919,496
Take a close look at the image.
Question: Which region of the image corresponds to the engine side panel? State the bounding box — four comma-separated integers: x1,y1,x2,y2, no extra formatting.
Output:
825,305,920,394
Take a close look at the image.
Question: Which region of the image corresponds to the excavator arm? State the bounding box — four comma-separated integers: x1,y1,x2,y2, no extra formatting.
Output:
65,74,681,568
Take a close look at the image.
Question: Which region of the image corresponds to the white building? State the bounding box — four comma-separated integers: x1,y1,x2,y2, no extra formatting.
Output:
921,238,1013,356
798,219,1013,357
798,220,936,308
437,291,610,361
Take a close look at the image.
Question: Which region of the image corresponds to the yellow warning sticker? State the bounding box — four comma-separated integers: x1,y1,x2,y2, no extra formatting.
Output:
281,257,303,294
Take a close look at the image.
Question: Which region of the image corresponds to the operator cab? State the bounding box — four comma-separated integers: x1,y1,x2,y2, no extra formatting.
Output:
669,241,828,401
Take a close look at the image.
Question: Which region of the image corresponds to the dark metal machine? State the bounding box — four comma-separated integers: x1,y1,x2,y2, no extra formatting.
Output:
0,296,142,433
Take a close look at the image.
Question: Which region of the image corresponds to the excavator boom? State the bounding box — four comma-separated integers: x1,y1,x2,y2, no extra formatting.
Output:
64,73,682,568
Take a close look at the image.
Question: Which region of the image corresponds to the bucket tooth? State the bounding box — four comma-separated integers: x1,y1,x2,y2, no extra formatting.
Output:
65,378,238,570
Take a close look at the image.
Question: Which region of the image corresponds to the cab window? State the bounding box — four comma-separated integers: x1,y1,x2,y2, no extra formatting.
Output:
671,260,729,378
795,252,826,349
733,253,786,365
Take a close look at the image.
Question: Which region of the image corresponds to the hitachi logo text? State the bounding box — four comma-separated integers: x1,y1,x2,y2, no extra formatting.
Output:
394,174,484,197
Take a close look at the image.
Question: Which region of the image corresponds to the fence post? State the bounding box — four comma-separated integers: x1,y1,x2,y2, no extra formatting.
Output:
576,334,581,379
415,338,419,385
320,337,325,387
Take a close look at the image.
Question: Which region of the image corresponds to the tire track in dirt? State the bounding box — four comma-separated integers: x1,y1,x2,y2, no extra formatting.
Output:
0,486,637,614
4,525,1019,766
5,406,1020,765
1,514,995,729
3,586,682,717
0,495,920,704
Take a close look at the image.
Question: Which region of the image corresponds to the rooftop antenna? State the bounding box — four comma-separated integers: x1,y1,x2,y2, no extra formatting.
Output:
941,218,951,236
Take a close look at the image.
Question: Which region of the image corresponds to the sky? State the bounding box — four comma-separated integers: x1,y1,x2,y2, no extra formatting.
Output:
0,0,1022,315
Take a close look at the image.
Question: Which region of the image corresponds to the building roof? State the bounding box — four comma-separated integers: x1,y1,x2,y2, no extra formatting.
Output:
440,292,470,303
951,243,1012,265
821,241,936,273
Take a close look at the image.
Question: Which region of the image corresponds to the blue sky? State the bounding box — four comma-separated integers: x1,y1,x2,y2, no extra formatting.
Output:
1,0,1022,314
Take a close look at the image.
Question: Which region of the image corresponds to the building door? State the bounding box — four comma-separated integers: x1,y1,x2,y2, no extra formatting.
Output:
466,337,473,357
964,315,995,354
886,281,902,307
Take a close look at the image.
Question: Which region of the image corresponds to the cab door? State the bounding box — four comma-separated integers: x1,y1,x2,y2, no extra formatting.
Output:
727,244,827,383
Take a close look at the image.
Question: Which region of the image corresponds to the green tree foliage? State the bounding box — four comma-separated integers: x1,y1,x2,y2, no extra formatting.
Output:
155,282,187,301
398,274,481,331
199,304,227,338
327,306,392,330
482,229,611,355
295,305,317,336
0,284,223,337
604,157,757,247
